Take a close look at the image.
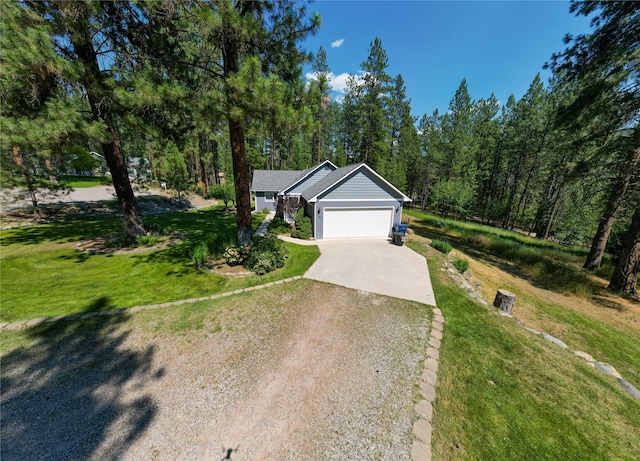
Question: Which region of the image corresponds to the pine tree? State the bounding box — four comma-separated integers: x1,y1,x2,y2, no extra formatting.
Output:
0,0,152,236
548,1,639,293
359,38,391,170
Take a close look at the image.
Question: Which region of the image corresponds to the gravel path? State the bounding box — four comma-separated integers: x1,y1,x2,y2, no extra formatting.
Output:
1,280,431,460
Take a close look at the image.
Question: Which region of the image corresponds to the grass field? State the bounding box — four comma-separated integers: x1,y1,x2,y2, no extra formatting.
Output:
0,207,320,322
403,210,640,381
57,175,110,188
406,237,640,460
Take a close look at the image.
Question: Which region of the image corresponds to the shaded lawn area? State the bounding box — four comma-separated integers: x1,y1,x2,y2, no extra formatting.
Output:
407,242,640,461
0,207,320,322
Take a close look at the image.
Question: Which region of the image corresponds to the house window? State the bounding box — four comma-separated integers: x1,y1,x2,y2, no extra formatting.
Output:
265,192,275,201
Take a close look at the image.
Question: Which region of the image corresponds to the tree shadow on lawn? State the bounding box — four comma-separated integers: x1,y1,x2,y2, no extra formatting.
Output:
0,216,121,247
0,297,164,460
410,220,635,312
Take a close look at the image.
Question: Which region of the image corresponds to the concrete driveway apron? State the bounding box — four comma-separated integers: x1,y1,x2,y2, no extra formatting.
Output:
304,238,437,306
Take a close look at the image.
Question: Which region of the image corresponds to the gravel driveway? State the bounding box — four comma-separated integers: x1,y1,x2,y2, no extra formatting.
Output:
1,280,430,460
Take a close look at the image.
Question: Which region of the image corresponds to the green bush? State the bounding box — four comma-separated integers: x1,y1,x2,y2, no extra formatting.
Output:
431,239,452,254
291,208,312,239
244,234,289,275
268,217,292,235
261,207,270,214
137,235,159,247
190,241,209,267
204,233,235,259
106,233,138,248
223,244,251,266
453,258,469,273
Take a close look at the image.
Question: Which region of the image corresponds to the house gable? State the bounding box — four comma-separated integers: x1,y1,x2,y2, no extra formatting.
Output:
301,163,410,203
319,169,398,201
281,161,336,196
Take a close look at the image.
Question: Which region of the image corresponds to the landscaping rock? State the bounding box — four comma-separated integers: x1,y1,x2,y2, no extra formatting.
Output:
411,440,432,461
617,378,640,400
572,350,595,362
415,400,433,421
594,362,622,379
419,382,436,401
542,333,568,349
413,418,432,444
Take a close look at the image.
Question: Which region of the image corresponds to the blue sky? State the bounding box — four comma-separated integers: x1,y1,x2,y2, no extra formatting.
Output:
302,1,593,117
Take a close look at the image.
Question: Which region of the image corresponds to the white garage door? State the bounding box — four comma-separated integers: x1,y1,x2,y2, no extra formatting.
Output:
323,207,393,239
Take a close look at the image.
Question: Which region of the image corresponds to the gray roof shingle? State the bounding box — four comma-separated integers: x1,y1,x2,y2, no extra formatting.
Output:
251,170,303,192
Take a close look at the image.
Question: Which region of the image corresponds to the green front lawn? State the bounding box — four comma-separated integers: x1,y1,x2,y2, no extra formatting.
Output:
57,175,110,188
408,242,640,460
0,207,320,322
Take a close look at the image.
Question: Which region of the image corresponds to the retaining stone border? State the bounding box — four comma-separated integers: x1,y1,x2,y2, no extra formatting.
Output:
440,260,640,401
412,307,444,461
0,276,304,331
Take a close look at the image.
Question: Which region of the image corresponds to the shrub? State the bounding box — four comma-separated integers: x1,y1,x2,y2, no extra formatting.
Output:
244,234,288,275
453,258,469,273
291,208,312,239
268,217,292,235
207,183,236,211
106,233,138,248
190,241,209,267
469,234,490,247
204,233,235,259
223,244,251,266
137,235,159,247
143,219,174,236
261,207,270,214
430,239,452,254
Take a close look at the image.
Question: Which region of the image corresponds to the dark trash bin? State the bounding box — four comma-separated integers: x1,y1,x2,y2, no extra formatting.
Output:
393,231,405,246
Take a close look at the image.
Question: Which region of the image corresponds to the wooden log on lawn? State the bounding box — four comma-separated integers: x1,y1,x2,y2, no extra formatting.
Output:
493,289,516,314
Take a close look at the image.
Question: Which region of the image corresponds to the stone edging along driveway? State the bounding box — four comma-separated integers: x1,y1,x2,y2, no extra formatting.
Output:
0,277,305,331
412,307,445,461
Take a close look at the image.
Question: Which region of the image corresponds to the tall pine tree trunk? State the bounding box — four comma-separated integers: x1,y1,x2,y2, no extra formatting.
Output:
223,29,252,245
13,147,41,220
608,205,640,298
69,3,145,237
101,113,146,237
584,144,640,270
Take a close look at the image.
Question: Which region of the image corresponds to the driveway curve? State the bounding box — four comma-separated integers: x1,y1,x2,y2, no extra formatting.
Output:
303,238,437,306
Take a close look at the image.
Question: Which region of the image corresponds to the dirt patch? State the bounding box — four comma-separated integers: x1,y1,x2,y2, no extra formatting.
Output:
1,280,430,460
208,259,254,277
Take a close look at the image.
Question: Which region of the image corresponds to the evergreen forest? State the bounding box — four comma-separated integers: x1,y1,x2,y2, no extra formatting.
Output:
1,0,638,296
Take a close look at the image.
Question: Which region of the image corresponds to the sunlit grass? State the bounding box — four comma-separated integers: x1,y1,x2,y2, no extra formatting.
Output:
406,243,640,460
57,175,110,188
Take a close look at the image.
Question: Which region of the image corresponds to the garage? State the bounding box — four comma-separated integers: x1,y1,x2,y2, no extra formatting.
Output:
322,207,394,239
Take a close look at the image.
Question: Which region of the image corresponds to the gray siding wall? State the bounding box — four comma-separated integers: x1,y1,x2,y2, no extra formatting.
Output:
319,170,398,201
286,165,334,195
313,199,403,240
255,192,276,212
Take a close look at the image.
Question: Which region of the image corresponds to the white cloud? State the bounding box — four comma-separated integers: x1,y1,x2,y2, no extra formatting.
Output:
305,71,363,94
331,38,345,48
